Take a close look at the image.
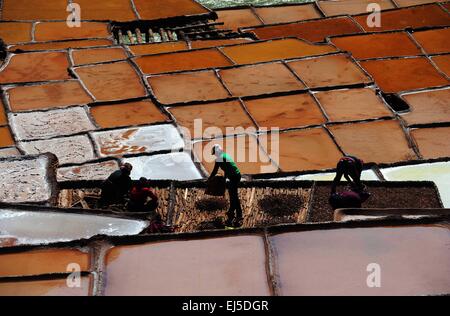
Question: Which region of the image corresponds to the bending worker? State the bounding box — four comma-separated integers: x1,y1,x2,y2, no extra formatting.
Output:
128,177,159,213
331,155,364,194
209,144,243,227
99,163,133,207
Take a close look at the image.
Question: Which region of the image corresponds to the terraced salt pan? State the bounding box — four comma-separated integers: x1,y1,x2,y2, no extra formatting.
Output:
247,16,362,43
74,61,146,102
0,22,32,44
104,235,270,295
9,39,114,52
194,135,279,175
0,248,90,277
0,209,148,247
147,71,230,104
1,0,68,20
360,57,449,93
168,100,256,139
19,135,95,165
288,54,371,88
432,55,450,78
9,107,95,141
219,62,305,97
57,160,119,182
243,93,326,130
90,100,168,129
134,48,232,75
354,4,450,32
330,32,422,60
123,152,203,181
73,0,136,21
133,0,209,21
6,81,93,112
318,0,395,16
381,162,450,207
190,39,252,49
0,51,71,84
220,38,336,65
216,8,263,31
396,0,448,6
71,47,128,66
410,126,450,159
400,88,450,125
271,225,450,295
254,4,321,24
34,22,110,42
128,42,189,56
329,120,417,164
91,124,184,157
258,128,342,172
412,28,450,55
0,155,54,204
0,276,91,296
313,88,393,122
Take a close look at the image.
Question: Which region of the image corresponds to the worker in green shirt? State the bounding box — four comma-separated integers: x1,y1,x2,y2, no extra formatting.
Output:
209,144,243,227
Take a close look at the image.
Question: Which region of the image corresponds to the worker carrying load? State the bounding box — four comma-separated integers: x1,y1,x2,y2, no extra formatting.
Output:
127,177,159,213
329,189,371,210
208,144,243,227
331,155,365,194
99,163,133,207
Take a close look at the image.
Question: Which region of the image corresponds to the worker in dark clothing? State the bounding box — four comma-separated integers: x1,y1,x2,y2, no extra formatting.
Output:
128,177,159,213
331,155,364,194
208,144,243,227
99,163,133,207
329,189,371,210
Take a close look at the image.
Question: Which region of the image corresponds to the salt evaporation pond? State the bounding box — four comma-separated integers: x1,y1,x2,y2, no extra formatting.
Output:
381,162,450,208
0,209,148,247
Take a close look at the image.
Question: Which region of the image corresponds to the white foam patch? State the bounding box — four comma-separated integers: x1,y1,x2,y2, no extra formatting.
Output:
124,152,203,181
381,162,450,208
0,209,148,247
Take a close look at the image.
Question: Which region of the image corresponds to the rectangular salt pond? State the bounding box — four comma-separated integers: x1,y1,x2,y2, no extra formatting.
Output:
0,209,148,247
91,124,185,157
270,225,450,295
381,162,450,207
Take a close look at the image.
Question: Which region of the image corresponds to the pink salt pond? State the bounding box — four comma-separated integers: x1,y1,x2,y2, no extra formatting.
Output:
400,88,450,125
104,235,270,296
270,225,450,295
258,128,342,172
329,120,417,164
314,88,393,122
